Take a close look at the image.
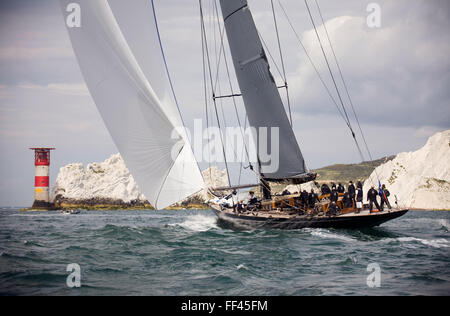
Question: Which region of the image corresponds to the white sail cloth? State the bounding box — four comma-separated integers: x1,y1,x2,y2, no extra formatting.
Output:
60,0,204,209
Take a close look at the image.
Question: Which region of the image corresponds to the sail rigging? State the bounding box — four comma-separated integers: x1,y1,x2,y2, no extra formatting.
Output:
60,0,204,209
302,0,379,185
311,0,378,182
218,0,309,181
60,0,379,207
208,1,409,229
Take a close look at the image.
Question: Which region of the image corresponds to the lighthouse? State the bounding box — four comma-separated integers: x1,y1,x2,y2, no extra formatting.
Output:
30,148,55,209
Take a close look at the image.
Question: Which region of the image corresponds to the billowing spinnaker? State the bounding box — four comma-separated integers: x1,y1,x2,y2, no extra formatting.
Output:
60,0,204,209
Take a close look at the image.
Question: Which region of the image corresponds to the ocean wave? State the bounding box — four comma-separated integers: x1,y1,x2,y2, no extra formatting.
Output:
22,240,44,247
307,229,355,242
9,213,60,218
95,224,151,241
236,264,248,270
398,217,450,231
396,237,449,249
169,215,218,232
219,248,252,256
2,209,449,295
439,219,449,232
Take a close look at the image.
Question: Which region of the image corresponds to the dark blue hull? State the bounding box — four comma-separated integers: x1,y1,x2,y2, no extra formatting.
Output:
212,206,409,230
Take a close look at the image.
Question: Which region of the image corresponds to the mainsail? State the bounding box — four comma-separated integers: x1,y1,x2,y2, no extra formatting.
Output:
219,0,308,181
60,0,204,209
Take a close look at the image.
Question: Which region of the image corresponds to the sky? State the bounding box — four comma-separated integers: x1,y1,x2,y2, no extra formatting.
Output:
0,0,449,206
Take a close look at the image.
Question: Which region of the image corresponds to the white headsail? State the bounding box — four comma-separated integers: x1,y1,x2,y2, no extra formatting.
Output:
60,0,204,209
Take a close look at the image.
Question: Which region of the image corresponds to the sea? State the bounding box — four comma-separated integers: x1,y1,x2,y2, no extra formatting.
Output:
0,208,448,296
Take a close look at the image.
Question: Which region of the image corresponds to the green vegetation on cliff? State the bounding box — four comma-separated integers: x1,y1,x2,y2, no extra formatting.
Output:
312,156,395,183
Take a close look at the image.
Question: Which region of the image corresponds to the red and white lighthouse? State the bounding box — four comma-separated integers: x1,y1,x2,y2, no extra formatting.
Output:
30,148,55,209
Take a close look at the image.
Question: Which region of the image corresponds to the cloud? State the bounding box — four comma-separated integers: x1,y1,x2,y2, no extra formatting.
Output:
288,0,450,130
414,126,444,138
0,0,80,85
17,83,89,96
0,42,72,60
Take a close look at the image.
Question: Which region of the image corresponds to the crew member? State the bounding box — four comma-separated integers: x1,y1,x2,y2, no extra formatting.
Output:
355,182,363,213
222,190,237,208
337,183,345,193
380,184,392,210
367,186,381,213
248,191,258,204
330,186,339,203
236,201,245,213
246,191,260,211
357,181,363,190
342,191,353,208
308,189,319,211
348,181,356,205
321,183,331,195
328,201,341,216
300,190,309,209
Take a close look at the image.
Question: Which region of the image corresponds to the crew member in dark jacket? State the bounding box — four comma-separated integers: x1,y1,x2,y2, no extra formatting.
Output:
330,187,339,203
355,182,363,213
337,183,345,193
246,191,260,211
321,183,331,195
367,186,381,213
357,181,363,190
300,190,309,209
380,184,392,210
308,189,319,210
348,181,356,204
342,191,353,208
328,201,340,216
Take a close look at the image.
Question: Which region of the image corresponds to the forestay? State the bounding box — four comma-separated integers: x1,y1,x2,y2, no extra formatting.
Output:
60,0,204,209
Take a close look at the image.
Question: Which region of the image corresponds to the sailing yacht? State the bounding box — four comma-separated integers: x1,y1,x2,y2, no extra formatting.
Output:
61,0,408,229
205,0,408,229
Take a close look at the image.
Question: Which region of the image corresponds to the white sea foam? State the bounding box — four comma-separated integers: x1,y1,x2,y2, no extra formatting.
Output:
397,237,449,248
171,215,218,232
10,213,60,218
236,264,248,270
220,249,252,256
308,229,354,242
439,219,450,231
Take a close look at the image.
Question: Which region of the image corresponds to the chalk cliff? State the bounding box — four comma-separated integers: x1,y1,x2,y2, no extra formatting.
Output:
363,130,450,210
51,154,227,209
